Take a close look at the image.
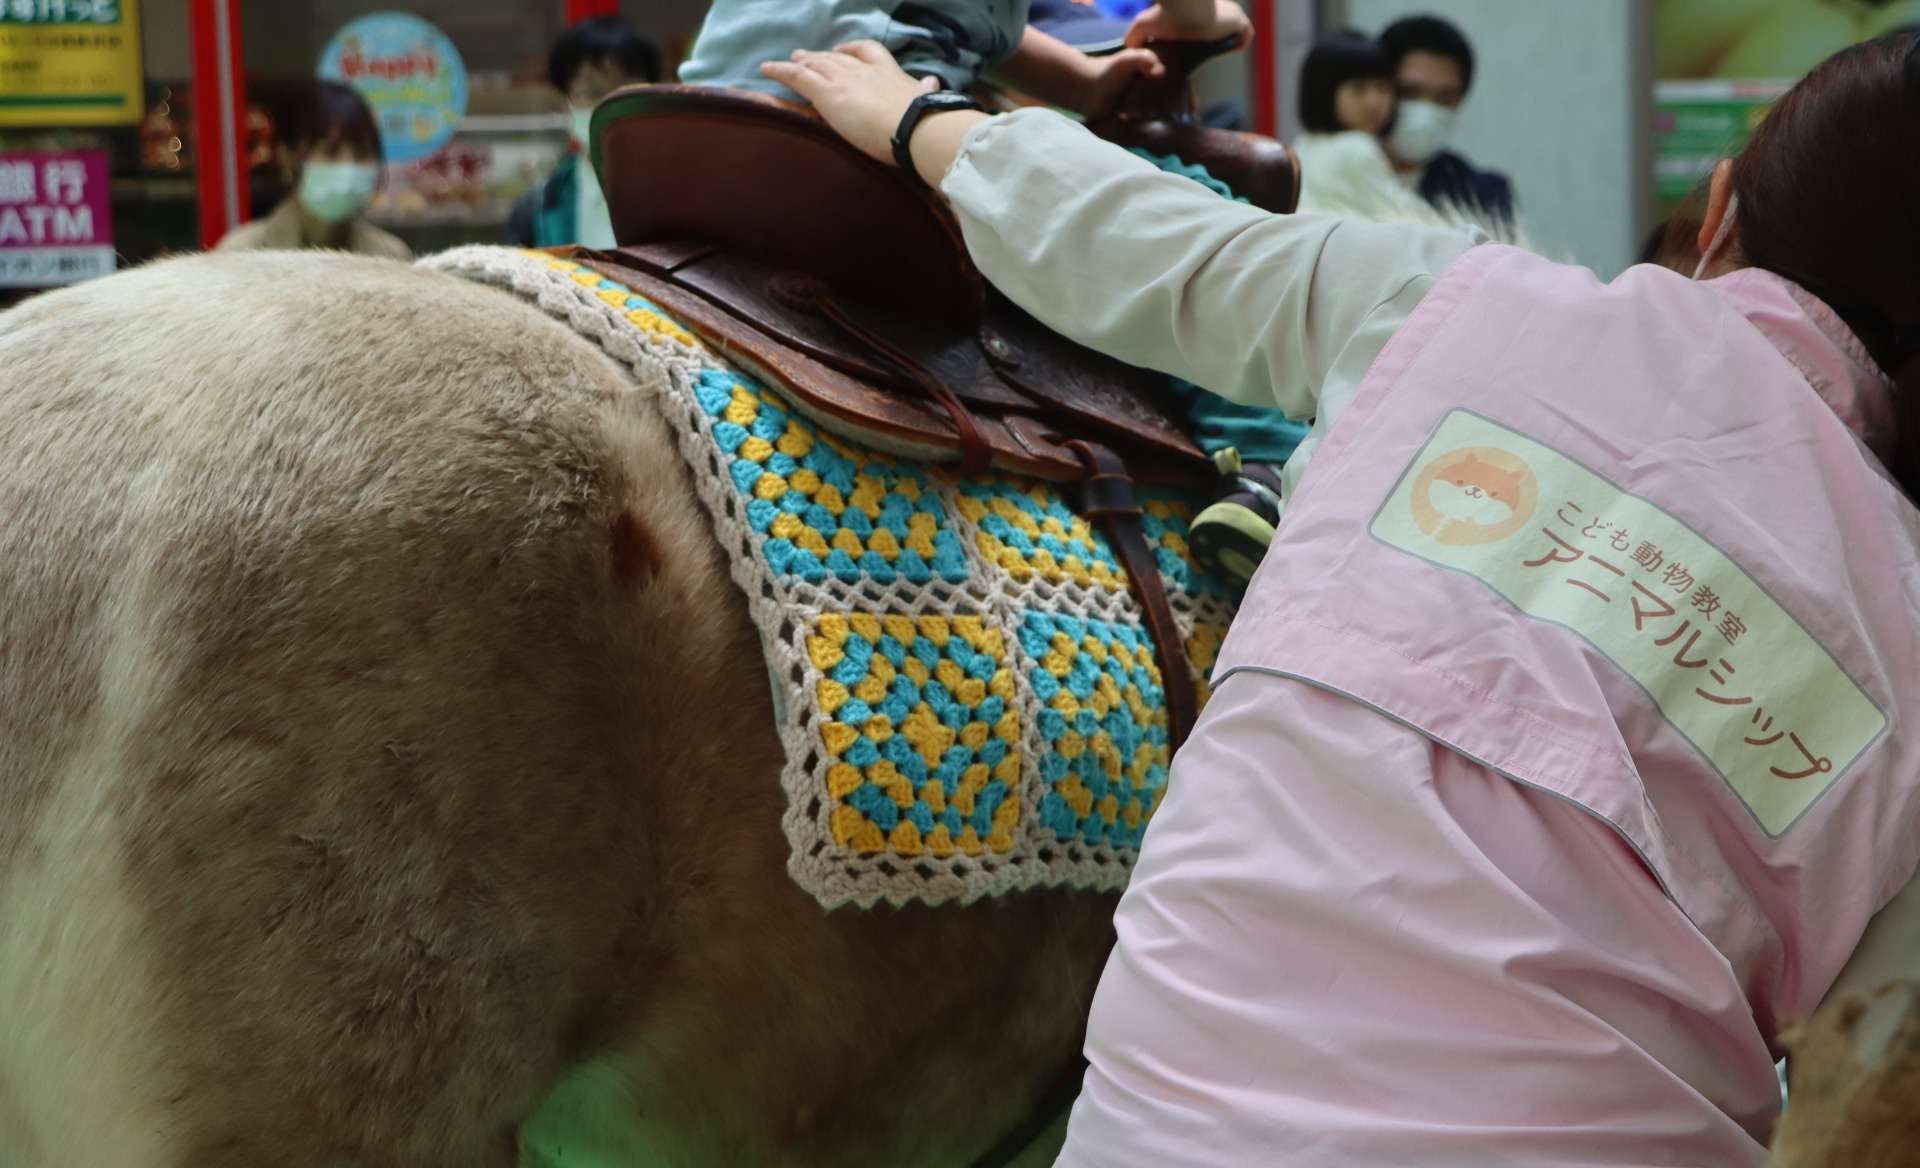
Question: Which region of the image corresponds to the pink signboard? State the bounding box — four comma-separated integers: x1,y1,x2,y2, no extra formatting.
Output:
0,149,115,288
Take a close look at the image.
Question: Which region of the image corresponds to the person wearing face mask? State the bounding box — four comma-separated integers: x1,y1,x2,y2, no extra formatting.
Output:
505,16,663,250
216,81,409,259
1379,13,1516,228
1288,31,1433,220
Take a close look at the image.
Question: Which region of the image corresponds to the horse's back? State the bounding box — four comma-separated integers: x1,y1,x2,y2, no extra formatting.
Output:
0,251,731,1165
0,250,1112,1167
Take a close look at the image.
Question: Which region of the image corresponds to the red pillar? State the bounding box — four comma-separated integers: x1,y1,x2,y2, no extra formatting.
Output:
190,0,248,248
565,0,620,22
1249,0,1277,138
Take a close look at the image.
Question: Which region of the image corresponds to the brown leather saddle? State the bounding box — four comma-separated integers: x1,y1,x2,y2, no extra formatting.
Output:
569,40,1300,751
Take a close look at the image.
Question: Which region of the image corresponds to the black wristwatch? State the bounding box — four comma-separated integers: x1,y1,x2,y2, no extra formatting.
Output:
891,91,985,184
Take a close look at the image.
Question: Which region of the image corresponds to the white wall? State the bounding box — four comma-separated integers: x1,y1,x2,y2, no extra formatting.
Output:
1343,0,1655,277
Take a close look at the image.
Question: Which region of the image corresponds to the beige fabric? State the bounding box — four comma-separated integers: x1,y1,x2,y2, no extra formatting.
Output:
1291,129,1434,219
1825,873,1920,1007
941,106,1479,504
214,197,412,261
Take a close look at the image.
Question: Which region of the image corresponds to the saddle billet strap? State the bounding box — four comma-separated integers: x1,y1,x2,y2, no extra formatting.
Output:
974,288,1207,469
1068,440,1199,754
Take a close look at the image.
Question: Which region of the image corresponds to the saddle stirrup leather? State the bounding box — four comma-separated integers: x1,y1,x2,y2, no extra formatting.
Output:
1066,439,1198,754
769,270,996,476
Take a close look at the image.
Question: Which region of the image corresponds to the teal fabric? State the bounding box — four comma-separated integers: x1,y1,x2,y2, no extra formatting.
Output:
531,154,580,249
1168,379,1310,464
1128,149,1311,467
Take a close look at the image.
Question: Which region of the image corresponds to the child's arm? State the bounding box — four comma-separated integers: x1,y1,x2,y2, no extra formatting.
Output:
991,26,1164,119
1125,0,1254,48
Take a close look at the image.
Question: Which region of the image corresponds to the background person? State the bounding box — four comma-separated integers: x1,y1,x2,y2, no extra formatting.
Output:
216,81,408,260
1289,30,1430,219
505,16,663,250
1378,13,1516,227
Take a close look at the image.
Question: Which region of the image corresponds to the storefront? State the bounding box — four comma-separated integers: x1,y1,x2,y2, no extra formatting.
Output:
0,0,716,304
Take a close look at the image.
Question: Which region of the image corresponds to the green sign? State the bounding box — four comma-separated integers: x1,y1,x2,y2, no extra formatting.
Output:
0,0,123,23
0,0,142,125
1652,80,1786,211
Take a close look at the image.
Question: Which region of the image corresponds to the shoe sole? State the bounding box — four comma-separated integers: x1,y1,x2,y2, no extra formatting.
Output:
1189,501,1276,590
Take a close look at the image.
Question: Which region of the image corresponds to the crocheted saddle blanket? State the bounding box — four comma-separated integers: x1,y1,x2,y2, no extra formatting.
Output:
428,246,1239,908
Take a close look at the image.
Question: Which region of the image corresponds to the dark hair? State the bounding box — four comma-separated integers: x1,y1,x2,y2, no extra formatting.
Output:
1647,215,1703,275
285,80,382,161
1378,14,1475,95
1730,33,1920,498
1298,31,1393,134
548,15,662,93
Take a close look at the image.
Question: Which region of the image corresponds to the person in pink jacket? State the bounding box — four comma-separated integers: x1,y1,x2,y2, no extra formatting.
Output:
765,31,1920,1167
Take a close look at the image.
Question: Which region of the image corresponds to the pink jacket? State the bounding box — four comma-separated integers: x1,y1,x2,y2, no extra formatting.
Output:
1217,243,1920,1044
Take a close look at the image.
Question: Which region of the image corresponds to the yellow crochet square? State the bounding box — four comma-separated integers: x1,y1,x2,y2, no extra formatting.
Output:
812,610,1022,860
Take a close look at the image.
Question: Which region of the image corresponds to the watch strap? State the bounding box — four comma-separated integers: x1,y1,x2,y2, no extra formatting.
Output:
890,92,983,185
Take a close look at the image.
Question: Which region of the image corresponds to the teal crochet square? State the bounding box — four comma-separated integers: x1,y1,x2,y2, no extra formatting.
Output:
688,368,968,586
1018,609,1170,851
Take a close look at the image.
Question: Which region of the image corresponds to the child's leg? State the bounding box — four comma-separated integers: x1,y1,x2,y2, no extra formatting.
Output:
1174,380,1308,588
1189,451,1288,589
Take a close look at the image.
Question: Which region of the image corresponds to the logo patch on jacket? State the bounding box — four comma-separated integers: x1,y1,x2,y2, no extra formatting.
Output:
1371,409,1885,836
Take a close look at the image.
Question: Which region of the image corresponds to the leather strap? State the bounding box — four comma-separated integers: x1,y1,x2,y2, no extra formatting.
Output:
773,272,995,476
1067,440,1198,754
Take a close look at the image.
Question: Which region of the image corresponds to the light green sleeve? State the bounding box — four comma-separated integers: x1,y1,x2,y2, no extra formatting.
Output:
939,108,1479,425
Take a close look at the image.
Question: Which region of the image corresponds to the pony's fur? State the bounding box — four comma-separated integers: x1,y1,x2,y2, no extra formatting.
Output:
0,252,1114,1166
1772,983,1920,1168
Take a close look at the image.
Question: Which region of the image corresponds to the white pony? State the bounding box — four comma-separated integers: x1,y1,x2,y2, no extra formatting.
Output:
0,250,1109,1167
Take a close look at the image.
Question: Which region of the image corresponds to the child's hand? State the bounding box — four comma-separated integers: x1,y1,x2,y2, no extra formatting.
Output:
1074,47,1166,119
1125,1,1254,49
760,42,939,166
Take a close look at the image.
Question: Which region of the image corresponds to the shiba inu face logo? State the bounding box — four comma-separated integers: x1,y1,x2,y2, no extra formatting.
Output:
1407,447,1537,546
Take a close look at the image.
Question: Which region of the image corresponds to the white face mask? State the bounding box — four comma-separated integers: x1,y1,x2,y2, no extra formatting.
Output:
570,104,595,151
1387,99,1456,166
1692,193,1739,280
297,161,379,224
